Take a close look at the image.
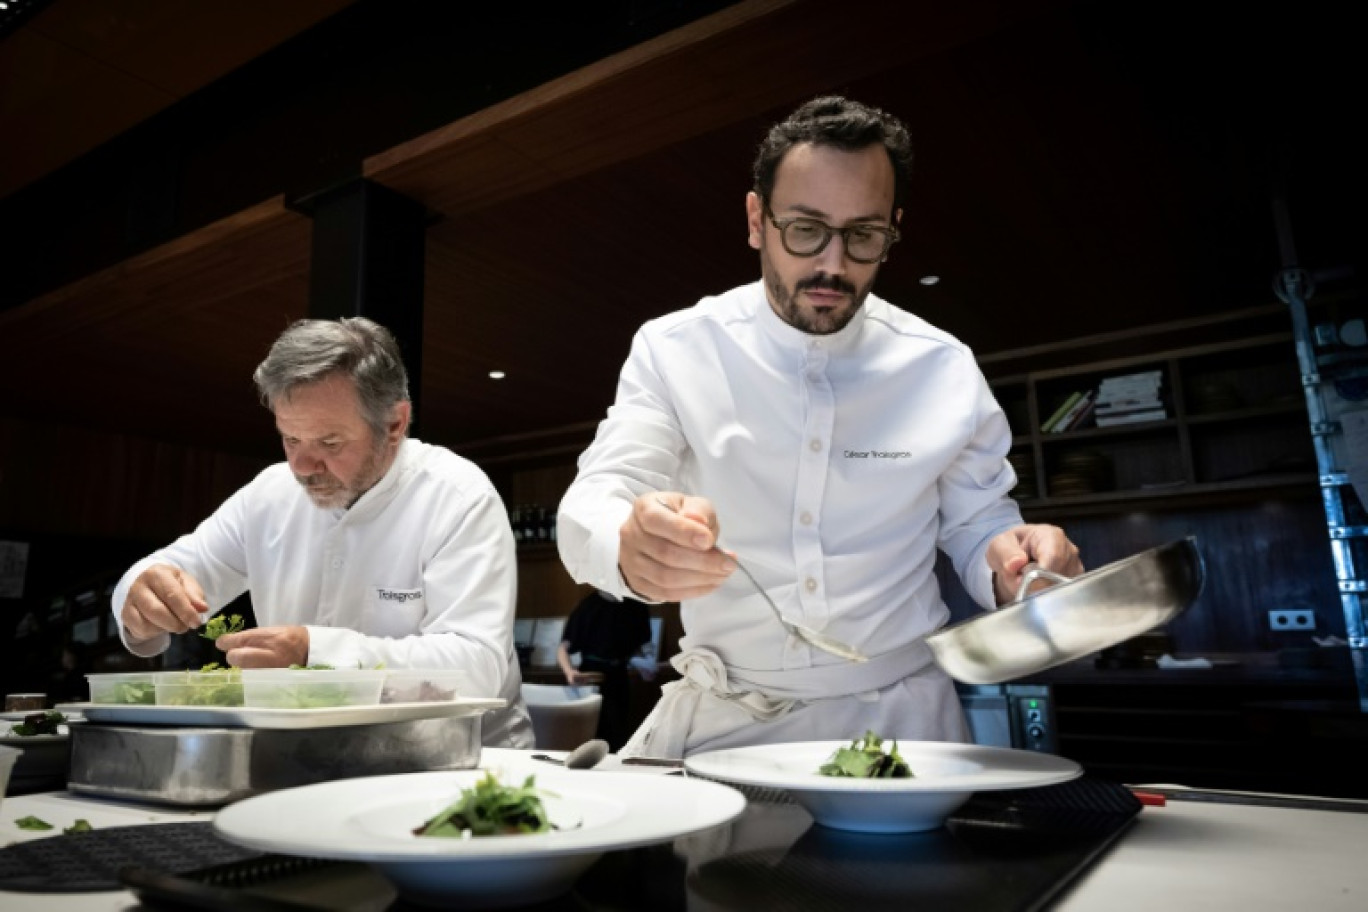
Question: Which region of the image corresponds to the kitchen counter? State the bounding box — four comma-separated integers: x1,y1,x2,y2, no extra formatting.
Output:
3,763,1366,911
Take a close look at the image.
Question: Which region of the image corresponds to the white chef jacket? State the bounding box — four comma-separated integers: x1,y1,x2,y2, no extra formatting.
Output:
557,281,1023,755
112,438,533,748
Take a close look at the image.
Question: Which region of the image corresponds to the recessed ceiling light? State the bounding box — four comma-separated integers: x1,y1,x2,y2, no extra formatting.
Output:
488,370,506,380
919,275,940,286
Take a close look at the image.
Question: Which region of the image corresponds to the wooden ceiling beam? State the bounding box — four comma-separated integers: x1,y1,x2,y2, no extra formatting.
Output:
364,0,1065,217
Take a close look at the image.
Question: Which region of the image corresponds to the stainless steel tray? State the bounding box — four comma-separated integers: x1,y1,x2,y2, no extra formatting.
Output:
67,713,483,807
55,697,503,728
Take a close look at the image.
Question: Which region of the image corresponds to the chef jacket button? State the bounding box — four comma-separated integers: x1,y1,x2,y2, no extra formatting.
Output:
804,577,818,593
800,511,813,526
331,558,343,569
809,438,822,452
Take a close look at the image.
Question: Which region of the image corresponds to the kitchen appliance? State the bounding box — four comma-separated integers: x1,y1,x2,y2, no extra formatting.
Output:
958,682,1057,754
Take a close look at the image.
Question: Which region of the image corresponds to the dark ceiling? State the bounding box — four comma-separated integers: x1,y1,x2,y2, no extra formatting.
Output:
0,0,1362,467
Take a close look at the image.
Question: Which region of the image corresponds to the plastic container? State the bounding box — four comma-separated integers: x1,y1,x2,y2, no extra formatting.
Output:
86,672,157,705
241,669,385,709
154,669,244,707
379,669,469,704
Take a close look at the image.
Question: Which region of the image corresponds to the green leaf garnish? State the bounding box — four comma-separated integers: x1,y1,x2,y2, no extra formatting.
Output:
818,730,914,778
110,681,155,704
414,773,552,838
64,819,94,834
200,614,246,641
9,711,66,737
15,816,53,831
159,667,244,706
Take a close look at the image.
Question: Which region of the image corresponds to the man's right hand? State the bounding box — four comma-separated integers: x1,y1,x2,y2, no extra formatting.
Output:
122,564,210,643
618,492,734,602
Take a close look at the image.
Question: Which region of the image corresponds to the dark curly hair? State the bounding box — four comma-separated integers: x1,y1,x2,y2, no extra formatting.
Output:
752,95,913,215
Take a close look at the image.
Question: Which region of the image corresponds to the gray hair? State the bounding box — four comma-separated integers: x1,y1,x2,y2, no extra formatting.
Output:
253,317,410,439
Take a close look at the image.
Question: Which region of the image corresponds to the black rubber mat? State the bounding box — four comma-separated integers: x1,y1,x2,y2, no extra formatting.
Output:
0,821,263,893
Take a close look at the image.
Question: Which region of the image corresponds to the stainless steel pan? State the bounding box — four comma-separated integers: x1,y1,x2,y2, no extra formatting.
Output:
926,536,1204,684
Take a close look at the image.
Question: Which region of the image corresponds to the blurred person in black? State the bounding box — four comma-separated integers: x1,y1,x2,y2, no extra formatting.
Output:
557,589,654,751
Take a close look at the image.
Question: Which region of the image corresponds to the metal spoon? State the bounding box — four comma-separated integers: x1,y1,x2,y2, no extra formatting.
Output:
531,738,609,769
656,498,868,663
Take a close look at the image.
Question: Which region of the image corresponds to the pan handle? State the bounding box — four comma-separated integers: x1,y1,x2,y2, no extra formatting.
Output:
1015,563,1073,601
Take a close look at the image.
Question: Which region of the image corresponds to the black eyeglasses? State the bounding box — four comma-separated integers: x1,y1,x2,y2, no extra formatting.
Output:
764,206,900,264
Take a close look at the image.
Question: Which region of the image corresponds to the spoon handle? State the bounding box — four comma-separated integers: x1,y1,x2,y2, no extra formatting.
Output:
654,496,866,662
723,552,789,626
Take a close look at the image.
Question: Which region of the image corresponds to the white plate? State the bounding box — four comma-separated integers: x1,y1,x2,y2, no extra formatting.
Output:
2,725,73,790
1,724,69,743
214,760,746,908
53,698,504,729
685,740,1081,833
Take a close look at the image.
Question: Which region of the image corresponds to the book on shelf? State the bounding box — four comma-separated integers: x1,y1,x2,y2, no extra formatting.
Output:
1040,391,1084,432
1051,390,1097,432
1095,397,1164,415
1099,369,1162,387
1098,374,1163,399
1094,408,1168,426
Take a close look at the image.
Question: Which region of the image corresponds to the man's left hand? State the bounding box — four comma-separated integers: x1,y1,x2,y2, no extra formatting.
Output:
987,524,1084,605
214,626,310,668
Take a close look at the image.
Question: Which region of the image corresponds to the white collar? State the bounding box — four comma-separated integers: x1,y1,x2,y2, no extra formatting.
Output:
751,280,871,356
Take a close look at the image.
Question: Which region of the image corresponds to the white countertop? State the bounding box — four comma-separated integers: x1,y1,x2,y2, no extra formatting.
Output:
1056,796,1367,910
3,774,1366,911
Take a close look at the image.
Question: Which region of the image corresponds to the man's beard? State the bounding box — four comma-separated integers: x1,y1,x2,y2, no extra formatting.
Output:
761,247,876,335
295,438,389,510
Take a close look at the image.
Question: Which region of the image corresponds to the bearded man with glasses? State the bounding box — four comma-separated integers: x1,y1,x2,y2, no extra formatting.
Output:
557,96,1083,759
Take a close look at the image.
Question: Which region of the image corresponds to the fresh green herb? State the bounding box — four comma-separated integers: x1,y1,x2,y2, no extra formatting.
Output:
15,816,53,831
110,681,155,704
200,614,246,641
64,819,94,834
9,711,66,737
818,731,914,779
159,667,244,706
414,773,552,838
288,663,335,670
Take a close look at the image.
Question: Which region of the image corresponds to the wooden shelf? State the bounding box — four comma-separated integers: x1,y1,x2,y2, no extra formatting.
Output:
1038,417,1178,443
1014,473,1317,517
989,318,1312,513
1185,401,1307,425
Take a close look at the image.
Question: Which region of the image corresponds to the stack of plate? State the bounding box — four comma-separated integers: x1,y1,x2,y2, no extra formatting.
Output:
1048,450,1113,496
1007,452,1036,500
1,710,79,793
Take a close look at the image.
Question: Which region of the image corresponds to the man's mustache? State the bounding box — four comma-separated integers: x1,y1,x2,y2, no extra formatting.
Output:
796,274,856,296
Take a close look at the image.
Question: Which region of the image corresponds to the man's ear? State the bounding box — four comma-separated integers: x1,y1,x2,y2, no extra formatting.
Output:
389,401,412,442
746,192,764,251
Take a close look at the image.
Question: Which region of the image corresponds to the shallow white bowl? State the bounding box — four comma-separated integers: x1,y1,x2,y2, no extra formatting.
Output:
685,740,1081,834
215,761,745,908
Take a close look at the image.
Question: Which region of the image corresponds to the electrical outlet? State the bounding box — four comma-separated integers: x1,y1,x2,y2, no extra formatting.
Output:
1268,609,1316,632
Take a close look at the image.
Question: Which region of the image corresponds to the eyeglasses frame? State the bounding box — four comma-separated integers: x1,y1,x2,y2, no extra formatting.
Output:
763,205,901,264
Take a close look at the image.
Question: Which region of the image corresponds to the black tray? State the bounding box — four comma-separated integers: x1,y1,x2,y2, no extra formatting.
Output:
110,776,1141,911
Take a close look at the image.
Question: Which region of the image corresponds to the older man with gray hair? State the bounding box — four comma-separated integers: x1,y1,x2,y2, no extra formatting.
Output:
113,317,532,747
